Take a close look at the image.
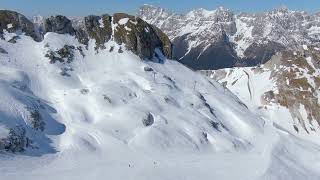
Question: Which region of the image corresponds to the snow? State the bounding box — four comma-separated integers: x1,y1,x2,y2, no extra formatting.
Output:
210,63,320,147
124,26,131,31
1,32,320,179
303,44,308,50
98,18,104,28
231,18,254,58
7,23,13,29
118,18,129,25
308,26,320,36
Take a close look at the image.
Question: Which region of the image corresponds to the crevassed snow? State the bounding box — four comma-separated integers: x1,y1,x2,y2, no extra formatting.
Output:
0,33,320,180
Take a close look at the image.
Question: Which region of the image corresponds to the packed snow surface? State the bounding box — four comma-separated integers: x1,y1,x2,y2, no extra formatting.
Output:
0,32,320,180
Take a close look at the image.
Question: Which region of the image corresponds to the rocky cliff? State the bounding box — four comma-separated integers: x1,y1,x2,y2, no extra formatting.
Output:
0,10,172,60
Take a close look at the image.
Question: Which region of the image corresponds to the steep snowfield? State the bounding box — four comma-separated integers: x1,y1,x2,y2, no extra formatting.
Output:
0,32,320,180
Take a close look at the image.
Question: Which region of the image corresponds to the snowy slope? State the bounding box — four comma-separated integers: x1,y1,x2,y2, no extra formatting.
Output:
0,12,320,180
206,46,320,144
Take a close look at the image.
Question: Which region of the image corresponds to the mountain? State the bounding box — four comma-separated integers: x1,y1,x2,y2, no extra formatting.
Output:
140,4,320,135
139,5,320,70
204,45,320,137
0,9,320,180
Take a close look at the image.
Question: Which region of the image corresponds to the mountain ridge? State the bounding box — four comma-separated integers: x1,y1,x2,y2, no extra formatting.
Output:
0,10,173,61
139,4,320,70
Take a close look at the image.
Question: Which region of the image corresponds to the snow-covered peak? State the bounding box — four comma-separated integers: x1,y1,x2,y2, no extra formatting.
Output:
139,5,320,70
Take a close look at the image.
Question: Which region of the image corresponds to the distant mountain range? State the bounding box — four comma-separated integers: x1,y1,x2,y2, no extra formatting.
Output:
139,5,320,70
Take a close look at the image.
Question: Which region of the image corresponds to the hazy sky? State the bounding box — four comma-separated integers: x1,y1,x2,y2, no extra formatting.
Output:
1,0,320,17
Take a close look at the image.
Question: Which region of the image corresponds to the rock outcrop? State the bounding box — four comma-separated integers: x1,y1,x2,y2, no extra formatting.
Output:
0,10,172,60
80,14,112,48
0,10,40,41
43,13,172,60
44,15,75,35
112,13,172,60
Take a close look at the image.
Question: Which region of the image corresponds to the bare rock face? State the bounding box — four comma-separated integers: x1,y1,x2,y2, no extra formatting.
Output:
0,10,172,60
239,41,286,66
43,13,172,60
84,15,112,47
113,13,172,60
73,14,112,48
0,47,8,54
0,126,30,153
0,10,40,41
44,15,75,35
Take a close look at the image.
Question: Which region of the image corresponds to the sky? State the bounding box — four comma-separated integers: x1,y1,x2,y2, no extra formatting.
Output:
1,0,320,17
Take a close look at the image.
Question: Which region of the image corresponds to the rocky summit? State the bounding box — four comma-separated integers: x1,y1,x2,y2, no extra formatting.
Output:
139,5,320,70
45,13,172,60
0,10,41,41
0,10,172,60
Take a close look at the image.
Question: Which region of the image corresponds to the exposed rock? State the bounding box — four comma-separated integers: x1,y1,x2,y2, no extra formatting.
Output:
263,50,320,131
45,45,75,64
113,13,172,60
208,46,320,133
149,25,172,59
103,95,112,104
44,15,75,35
0,10,40,41
143,66,153,72
174,31,237,70
8,35,19,43
0,126,31,152
45,51,63,64
0,47,8,54
240,41,286,66
142,112,154,127
0,10,172,61
27,108,45,132
80,88,89,95
56,45,75,63
78,15,112,48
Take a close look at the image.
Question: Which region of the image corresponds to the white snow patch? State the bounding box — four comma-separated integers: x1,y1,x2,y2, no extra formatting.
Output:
98,18,104,28
118,18,129,25
7,24,13,29
124,26,131,31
